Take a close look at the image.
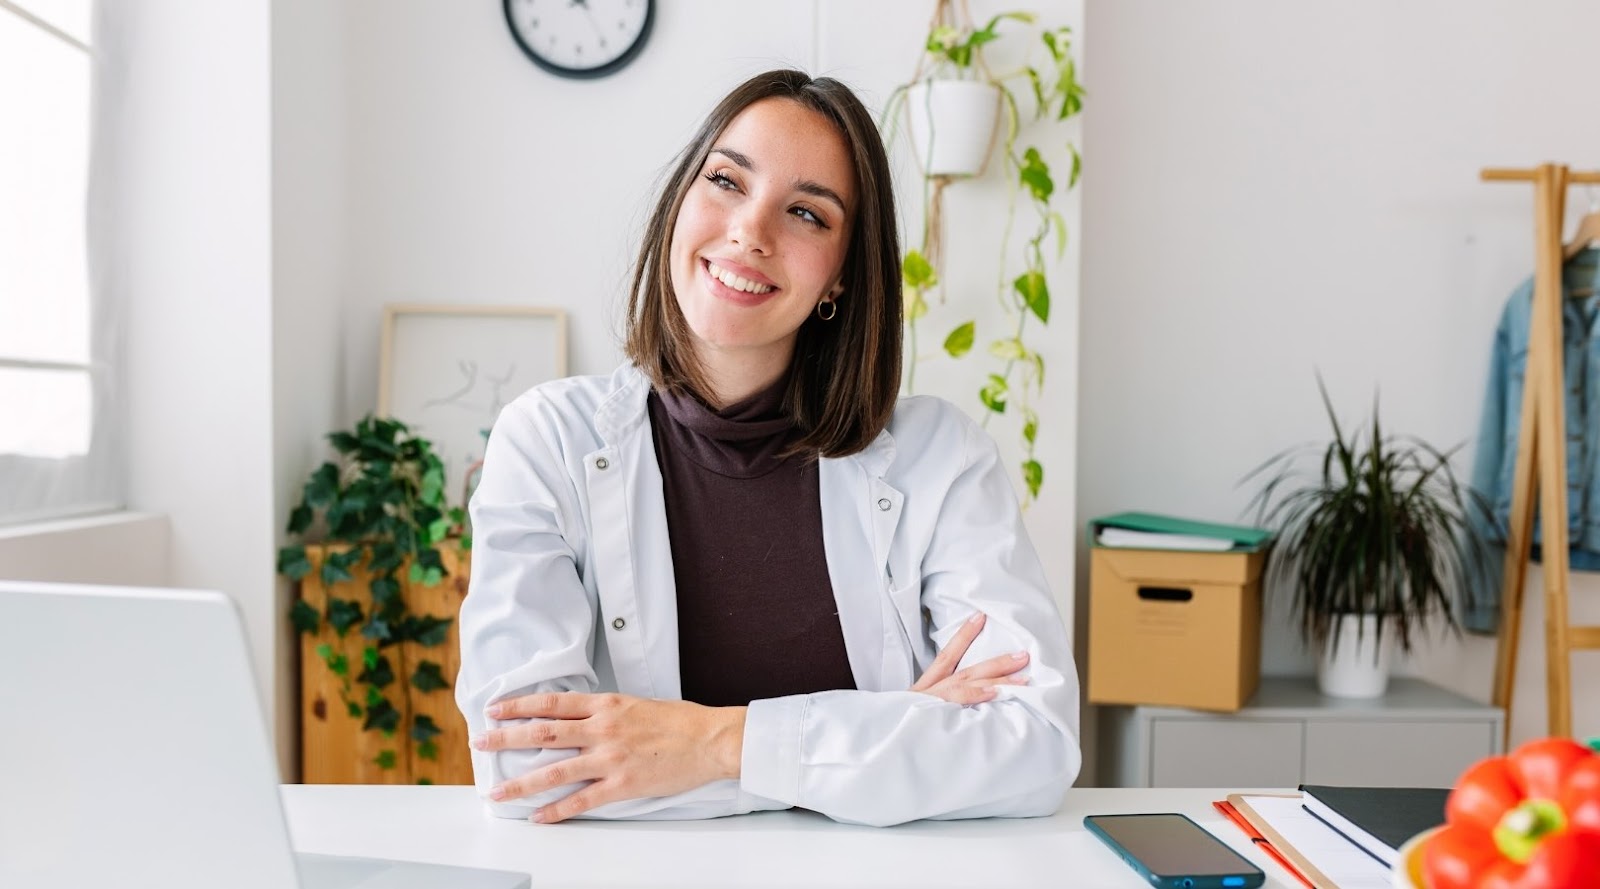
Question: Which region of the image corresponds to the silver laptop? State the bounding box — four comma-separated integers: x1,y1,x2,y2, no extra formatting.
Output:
0,580,530,889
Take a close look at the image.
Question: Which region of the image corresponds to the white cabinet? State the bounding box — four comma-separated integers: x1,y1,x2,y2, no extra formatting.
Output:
1099,677,1504,788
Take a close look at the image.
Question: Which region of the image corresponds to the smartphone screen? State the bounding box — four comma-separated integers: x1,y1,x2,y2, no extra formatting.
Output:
1084,813,1265,889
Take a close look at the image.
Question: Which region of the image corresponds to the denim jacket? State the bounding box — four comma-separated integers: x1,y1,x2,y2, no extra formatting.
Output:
1467,249,1600,632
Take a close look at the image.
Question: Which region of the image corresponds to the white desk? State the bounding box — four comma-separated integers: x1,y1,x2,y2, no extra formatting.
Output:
283,785,1304,888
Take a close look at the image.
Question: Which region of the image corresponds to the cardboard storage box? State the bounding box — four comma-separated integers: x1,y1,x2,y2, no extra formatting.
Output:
1086,514,1270,712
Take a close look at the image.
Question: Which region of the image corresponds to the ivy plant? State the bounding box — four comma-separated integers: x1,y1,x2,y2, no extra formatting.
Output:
277,415,466,775
886,7,1085,505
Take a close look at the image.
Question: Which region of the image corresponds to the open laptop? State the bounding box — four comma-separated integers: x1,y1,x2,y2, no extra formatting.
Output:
0,580,530,889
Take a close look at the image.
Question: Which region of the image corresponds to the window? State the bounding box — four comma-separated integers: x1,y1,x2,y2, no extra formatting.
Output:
0,0,115,524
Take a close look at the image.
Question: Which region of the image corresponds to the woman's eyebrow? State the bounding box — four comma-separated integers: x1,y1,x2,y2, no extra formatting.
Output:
710,146,848,215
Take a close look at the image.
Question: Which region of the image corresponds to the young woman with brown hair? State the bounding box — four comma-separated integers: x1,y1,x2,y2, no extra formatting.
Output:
456,69,1079,827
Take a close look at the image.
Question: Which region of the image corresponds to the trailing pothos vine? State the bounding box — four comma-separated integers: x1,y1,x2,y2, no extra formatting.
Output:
885,5,1085,505
276,415,466,776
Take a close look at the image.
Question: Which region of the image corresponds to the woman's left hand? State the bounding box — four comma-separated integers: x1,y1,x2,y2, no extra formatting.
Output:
473,692,746,823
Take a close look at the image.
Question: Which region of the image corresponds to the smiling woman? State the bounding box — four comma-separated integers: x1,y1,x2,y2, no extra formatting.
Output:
453,69,1081,829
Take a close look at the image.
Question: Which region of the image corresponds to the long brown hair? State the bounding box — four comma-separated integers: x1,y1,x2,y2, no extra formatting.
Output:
624,69,902,458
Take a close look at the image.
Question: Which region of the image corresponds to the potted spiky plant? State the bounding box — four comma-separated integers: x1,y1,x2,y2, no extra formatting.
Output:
1243,378,1493,698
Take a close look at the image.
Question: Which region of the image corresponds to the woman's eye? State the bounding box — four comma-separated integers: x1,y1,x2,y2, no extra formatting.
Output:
791,206,825,228
703,171,738,191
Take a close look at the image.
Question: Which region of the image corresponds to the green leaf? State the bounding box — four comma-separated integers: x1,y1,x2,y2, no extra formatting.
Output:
373,749,397,770
906,291,929,323
1018,147,1054,203
411,660,450,693
989,338,1026,361
277,546,311,580
413,615,453,648
1014,272,1050,324
320,558,354,587
1031,353,1046,388
357,653,395,689
328,431,360,453
417,776,434,785
305,462,340,509
901,250,937,290
1068,143,1083,188
1025,67,1045,117
324,650,349,679
979,374,1009,414
427,517,452,544
1023,409,1039,446
418,740,439,762
361,616,394,643
290,600,320,635
369,575,401,607
1022,460,1044,499
421,567,443,587
346,701,362,718
1050,211,1069,259
408,561,425,584
411,714,442,744
325,597,364,637
286,504,313,536
420,465,445,505
943,321,976,358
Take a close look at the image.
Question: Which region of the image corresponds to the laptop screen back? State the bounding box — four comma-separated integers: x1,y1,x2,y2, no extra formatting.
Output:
0,581,302,889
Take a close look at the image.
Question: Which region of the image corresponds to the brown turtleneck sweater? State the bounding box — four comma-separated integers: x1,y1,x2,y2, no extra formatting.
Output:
646,376,857,707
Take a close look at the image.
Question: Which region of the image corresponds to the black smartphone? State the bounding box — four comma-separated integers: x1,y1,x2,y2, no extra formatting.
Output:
1084,813,1266,889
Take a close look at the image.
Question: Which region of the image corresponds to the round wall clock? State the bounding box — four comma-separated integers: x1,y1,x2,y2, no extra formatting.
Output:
502,0,655,80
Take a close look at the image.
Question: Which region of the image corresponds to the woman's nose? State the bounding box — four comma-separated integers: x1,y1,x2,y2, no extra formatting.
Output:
728,204,773,255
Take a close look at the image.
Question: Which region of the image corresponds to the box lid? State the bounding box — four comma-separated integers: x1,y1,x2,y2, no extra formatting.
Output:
1090,512,1272,553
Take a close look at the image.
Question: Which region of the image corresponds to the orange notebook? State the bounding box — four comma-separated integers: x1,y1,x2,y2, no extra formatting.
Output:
1212,799,1316,889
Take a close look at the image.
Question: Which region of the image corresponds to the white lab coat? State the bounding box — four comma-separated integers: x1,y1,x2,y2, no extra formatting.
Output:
455,364,1081,827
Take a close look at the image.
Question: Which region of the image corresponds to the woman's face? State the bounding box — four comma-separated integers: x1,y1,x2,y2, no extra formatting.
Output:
668,97,856,378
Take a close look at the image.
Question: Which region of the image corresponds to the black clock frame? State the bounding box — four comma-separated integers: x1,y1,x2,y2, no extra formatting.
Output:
501,0,655,80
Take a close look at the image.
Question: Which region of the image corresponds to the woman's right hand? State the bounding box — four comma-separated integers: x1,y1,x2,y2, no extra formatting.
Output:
910,612,1030,705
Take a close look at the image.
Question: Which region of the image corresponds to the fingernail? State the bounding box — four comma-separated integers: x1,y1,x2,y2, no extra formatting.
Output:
968,612,985,625
485,704,503,718
488,785,508,801
531,810,550,823
1012,650,1029,661
470,734,489,750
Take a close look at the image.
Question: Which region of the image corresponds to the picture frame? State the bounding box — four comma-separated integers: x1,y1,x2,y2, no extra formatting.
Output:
377,304,568,507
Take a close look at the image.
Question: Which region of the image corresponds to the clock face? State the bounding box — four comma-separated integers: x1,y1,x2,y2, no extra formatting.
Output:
503,0,654,80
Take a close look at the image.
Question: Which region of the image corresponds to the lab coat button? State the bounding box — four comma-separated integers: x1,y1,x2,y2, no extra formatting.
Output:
611,617,626,630
877,498,892,511
596,457,610,470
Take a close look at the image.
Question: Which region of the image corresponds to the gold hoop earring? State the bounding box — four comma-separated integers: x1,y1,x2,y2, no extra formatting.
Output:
816,297,838,321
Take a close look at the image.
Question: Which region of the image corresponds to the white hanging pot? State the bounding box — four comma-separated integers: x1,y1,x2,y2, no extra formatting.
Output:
1316,614,1395,699
904,79,1001,178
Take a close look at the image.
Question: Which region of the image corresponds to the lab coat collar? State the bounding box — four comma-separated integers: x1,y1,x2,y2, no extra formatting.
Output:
591,363,900,479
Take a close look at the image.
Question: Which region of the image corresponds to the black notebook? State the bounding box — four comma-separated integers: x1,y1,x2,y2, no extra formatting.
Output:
1298,785,1450,868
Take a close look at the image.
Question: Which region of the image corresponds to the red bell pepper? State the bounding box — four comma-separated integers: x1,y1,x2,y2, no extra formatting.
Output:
1423,737,1600,888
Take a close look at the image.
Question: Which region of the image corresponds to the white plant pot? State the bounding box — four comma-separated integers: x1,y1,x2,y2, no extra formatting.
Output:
904,80,1001,178
1316,614,1395,699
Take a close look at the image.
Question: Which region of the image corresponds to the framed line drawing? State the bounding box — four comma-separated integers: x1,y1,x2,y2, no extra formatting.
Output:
378,304,568,507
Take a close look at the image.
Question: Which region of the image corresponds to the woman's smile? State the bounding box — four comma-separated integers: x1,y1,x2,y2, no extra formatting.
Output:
701,257,780,306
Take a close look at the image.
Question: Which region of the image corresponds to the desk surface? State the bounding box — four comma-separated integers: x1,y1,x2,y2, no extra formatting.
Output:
282,785,1305,889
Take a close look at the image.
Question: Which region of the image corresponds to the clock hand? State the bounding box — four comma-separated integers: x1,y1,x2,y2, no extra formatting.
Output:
567,0,608,45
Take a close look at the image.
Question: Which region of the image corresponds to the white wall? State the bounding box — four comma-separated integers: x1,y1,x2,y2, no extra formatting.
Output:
97,0,282,766
272,0,348,780
335,2,1083,638
1081,0,1600,762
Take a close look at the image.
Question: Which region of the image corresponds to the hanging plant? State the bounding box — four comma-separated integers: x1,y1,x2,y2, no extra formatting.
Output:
882,1,1085,505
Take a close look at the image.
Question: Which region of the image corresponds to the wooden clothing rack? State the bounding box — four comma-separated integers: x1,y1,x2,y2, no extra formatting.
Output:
1481,163,1600,743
